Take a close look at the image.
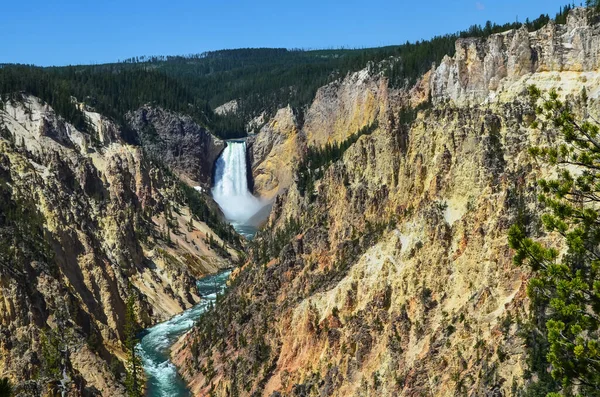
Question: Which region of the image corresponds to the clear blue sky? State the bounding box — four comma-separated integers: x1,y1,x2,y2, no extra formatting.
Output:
1,0,572,66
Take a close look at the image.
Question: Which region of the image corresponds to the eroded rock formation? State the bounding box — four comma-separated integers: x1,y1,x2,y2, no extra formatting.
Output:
0,97,238,395
127,106,225,187
431,8,600,105
174,9,599,396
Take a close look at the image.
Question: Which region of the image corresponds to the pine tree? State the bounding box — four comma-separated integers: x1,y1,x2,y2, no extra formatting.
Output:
40,330,61,379
165,203,172,221
0,378,12,397
124,288,143,397
509,86,600,395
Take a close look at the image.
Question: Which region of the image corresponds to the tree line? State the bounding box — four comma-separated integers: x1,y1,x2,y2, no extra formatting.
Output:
0,4,575,141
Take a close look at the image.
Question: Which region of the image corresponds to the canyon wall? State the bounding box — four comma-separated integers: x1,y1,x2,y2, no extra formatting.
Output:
248,106,301,200
127,106,225,187
174,9,600,397
249,69,392,200
0,97,238,396
431,8,600,105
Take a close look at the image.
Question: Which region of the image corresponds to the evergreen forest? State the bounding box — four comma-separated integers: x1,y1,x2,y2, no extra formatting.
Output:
0,5,573,140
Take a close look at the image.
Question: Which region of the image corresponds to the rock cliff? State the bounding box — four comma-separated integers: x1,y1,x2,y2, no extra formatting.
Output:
0,96,238,396
249,70,392,199
431,8,600,105
248,106,302,200
304,69,389,147
127,106,225,187
174,9,599,396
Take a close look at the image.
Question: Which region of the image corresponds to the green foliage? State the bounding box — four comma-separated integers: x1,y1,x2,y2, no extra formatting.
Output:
177,181,240,247
586,1,600,22
297,120,379,198
40,329,62,379
0,378,12,397
0,68,90,132
118,47,411,117
250,217,302,265
204,233,231,258
0,65,213,138
0,4,571,140
509,86,600,395
556,4,576,24
124,288,143,397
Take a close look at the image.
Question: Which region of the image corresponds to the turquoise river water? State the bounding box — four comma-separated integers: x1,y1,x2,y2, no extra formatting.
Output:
137,270,231,397
138,139,265,396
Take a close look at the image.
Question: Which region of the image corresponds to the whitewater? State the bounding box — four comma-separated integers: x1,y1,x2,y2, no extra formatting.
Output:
138,140,264,396
212,141,265,236
137,271,230,397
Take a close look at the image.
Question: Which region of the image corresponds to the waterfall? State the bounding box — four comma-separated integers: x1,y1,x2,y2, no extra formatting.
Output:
212,141,264,226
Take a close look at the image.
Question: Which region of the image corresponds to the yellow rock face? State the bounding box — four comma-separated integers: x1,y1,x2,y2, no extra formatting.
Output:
250,106,302,200
176,12,600,395
250,71,394,200
0,96,238,394
304,71,388,148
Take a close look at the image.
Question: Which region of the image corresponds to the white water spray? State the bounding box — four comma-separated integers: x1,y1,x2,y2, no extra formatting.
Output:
212,141,264,224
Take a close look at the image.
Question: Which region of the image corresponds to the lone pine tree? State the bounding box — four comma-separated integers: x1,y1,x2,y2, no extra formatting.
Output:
509,86,600,395
124,287,143,397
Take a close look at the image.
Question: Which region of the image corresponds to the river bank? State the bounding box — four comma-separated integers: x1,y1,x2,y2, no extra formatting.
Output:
137,271,231,397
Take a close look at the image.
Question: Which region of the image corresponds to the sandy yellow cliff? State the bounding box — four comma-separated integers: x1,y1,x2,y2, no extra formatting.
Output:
0,97,239,396
173,9,599,396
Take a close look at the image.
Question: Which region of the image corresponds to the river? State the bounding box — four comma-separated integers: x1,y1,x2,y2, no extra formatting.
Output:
136,270,231,397
137,140,266,396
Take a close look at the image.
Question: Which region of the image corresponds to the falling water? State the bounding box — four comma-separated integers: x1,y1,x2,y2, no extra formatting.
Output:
212,141,265,236
137,144,266,396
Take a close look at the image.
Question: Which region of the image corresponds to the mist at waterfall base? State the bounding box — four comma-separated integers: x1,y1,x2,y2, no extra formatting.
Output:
137,271,231,397
212,141,268,238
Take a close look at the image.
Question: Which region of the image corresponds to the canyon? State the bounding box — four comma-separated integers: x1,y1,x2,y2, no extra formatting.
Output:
0,97,239,395
0,6,598,397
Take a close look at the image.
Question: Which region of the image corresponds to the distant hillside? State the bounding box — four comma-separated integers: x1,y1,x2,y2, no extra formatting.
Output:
0,5,572,140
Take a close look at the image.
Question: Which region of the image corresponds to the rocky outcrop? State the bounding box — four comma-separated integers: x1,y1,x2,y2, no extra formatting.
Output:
214,100,239,116
0,97,238,395
248,106,302,200
176,98,548,397
304,69,389,147
175,10,600,397
249,70,393,199
431,8,600,105
126,106,225,186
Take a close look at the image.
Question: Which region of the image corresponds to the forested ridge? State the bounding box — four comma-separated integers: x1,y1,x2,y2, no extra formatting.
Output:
0,5,572,141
